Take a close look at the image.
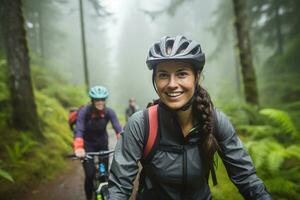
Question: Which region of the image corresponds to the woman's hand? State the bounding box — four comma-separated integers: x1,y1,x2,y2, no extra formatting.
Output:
75,148,86,158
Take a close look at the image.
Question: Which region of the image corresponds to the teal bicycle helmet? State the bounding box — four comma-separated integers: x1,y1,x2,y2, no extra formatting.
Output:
89,86,109,99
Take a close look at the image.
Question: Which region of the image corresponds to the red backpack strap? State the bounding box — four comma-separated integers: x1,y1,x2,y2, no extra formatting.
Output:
143,104,159,159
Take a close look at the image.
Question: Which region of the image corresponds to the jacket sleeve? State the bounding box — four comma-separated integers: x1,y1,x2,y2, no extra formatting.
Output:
74,106,88,139
214,109,272,200
108,108,123,134
108,111,145,200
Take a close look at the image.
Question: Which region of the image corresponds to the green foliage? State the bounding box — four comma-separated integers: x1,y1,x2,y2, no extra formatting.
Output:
0,59,8,101
4,133,38,165
238,125,279,139
280,36,300,72
31,66,88,107
35,91,72,147
259,108,298,138
264,177,299,200
0,59,10,128
0,90,73,198
33,67,89,107
218,102,263,126
242,107,300,199
210,155,243,200
246,139,287,172
259,37,300,106
0,169,14,183
0,62,77,198
0,160,14,183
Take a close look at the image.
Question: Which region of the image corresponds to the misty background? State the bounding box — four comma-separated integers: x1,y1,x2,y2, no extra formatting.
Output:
25,0,238,111
1,0,300,199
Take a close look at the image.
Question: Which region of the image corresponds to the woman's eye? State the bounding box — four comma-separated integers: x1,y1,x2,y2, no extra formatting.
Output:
177,72,188,78
158,73,169,79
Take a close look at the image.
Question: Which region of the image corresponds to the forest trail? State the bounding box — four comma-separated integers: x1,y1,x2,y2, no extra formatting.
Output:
24,130,138,200
24,160,86,200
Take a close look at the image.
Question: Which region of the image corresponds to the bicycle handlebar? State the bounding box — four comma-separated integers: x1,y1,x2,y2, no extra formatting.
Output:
86,150,115,156
66,150,115,160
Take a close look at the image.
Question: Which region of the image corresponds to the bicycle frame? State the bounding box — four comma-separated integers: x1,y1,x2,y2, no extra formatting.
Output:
69,150,114,200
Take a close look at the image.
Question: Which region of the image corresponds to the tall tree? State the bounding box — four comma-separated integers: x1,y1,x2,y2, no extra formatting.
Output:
0,0,41,134
249,0,285,55
232,0,259,106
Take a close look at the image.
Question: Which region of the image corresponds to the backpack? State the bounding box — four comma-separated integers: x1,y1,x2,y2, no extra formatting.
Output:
142,104,218,186
68,105,109,131
68,106,84,131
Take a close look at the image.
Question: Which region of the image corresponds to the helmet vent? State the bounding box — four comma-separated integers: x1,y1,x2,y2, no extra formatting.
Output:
176,41,189,55
154,44,161,55
166,40,174,55
190,46,200,55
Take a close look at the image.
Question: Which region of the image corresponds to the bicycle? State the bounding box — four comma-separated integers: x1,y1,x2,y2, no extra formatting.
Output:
68,150,114,200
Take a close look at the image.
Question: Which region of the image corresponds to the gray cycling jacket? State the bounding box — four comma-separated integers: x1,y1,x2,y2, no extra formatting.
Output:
108,104,272,200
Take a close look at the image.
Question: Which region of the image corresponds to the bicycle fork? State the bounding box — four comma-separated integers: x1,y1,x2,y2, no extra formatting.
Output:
96,163,109,200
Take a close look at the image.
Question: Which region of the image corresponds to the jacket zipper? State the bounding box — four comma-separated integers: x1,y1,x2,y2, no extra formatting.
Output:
182,145,187,199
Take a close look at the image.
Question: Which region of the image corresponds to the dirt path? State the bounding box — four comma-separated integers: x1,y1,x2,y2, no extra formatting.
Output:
24,130,137,200
24,160,86,200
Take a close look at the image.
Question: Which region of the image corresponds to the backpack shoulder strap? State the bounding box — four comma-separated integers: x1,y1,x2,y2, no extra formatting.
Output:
142,104,159,163
211,108,219,186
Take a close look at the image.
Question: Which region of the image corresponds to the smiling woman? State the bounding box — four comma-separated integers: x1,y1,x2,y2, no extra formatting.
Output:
72,85,122,200
108,35,273,200
155,62,197,111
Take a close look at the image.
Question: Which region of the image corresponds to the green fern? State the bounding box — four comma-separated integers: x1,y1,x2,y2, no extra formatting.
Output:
245,140,269,169
266,144,286,172
264,177,299,200
5,133,38,165
0,168,14,183
259,108,298,138
246,139,293,172
237,125,280,139
286,145,300,158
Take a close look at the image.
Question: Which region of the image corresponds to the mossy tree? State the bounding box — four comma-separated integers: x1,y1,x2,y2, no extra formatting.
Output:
0,0,41,136
232,0,259,106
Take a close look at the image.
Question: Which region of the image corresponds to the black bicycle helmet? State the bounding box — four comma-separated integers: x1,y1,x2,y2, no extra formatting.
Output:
146,35,205,72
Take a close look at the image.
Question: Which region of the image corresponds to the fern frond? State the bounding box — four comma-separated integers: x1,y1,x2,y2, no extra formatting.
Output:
238,125,279,139
286,145,300,159
259,108,298,137
245,140,269,169
246,139,288,172
266,142,287,172
0,169,14,182
264,177,298,199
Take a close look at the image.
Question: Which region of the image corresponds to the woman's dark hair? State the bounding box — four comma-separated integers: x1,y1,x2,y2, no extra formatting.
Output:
193,85,220,175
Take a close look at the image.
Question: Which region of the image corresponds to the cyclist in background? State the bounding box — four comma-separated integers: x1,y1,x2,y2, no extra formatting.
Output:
73,85,122,200
125,97,139,122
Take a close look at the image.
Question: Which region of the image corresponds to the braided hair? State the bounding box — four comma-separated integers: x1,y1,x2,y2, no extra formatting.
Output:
193,85,220,174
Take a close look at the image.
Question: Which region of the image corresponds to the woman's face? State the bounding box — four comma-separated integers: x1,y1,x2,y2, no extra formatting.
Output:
93,99,106,111
155,61,197,110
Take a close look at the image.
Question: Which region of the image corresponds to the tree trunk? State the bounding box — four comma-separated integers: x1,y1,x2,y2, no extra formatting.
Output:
232,0,259,106
79,0,90,91
0,0,41,135
274,0,283,54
